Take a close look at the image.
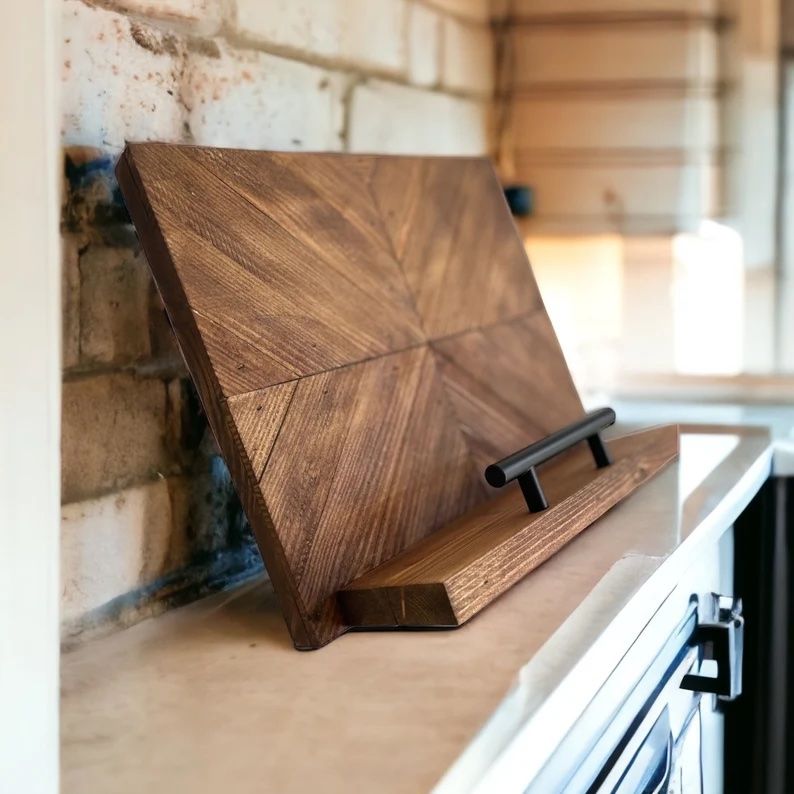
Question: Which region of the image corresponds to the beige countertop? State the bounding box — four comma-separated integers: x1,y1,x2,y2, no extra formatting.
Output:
61,426,773,794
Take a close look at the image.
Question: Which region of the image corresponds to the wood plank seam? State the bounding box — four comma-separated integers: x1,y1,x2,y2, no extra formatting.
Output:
255,385,297,485
218,396,318,645
362,166,429,340
213,312,545,407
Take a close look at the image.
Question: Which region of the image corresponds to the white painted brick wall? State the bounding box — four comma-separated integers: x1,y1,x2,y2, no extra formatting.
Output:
183,43,346,150
407,2,441,87
62,235,81,370
234,0,408,76
348,80,490,154
102,0,223,35
442,16,494,95
79,246,152,364
61,373,175,503
61,478,190,627
62,0,186,152
421,0,491,22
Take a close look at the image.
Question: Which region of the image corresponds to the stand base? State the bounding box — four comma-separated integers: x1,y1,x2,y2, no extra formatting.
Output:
339,425,679,628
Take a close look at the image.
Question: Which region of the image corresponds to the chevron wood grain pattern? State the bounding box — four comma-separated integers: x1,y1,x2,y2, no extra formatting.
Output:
118,143,664,649
226,383,297,482
256,348,485,645
119,144,425,399
369,157,543,339
432,312,584,475
339,424,680,627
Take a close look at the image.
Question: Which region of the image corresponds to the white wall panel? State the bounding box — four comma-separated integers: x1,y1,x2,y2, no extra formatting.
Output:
514,25,719,86
513,94,719,152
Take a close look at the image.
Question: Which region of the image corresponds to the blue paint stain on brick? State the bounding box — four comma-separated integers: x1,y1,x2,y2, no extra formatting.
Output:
63,147,132,231
171,383,265,605
62,543,264,647
64,151,115,188
61,434,266,645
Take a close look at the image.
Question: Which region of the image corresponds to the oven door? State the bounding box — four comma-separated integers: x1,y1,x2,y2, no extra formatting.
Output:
527,603,704,794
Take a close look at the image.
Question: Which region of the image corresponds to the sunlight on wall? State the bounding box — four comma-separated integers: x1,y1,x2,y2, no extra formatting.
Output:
526,235,624,390
672,221,744,375
526,221,746,390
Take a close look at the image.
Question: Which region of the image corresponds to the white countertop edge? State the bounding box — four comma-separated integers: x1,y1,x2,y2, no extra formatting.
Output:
435,442,774,794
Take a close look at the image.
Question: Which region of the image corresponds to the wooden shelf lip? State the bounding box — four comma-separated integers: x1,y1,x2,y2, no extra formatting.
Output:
338,424,680,629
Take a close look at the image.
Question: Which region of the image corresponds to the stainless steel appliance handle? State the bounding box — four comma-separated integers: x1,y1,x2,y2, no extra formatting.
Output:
680,594,744,702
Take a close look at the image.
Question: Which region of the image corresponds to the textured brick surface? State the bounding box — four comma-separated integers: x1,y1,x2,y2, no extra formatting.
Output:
441,17,493,95
422,0,491,22
79,245,153,364
61,478,190,625
407,1,441,87
183,44,346,149
101,0,223,35
148,288,184,366
61,0,186,152
348,80,490,154
62,235,82,370
62,373,175,503
234,0,408,75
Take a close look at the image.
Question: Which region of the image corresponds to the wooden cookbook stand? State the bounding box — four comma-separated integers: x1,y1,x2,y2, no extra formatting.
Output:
117,144,679,649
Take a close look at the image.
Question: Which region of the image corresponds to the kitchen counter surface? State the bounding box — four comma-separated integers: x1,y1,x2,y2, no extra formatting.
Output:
61,426,773,794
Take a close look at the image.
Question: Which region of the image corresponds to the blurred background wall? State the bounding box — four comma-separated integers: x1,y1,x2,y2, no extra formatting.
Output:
781,0,794,371
494,0,787,394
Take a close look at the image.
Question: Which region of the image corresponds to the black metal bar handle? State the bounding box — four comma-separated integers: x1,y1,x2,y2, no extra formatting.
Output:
484,407,616,513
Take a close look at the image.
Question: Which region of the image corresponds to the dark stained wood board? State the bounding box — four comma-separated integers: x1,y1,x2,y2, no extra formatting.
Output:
339,424,680,627
117,143,668,649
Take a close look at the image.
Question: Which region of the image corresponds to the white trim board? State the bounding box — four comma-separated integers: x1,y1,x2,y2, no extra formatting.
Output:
0,4,61,793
